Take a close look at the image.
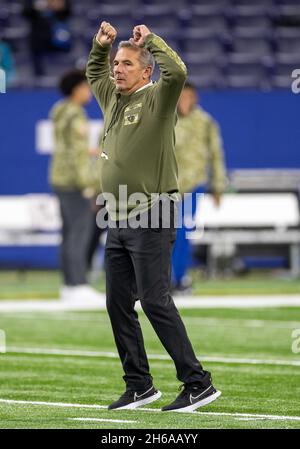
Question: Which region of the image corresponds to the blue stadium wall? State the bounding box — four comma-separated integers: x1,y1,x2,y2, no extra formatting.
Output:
0,89,299,195
0,89,299,269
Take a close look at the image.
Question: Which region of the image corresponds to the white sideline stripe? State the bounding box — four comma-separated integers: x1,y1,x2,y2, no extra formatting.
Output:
235,418,266,421
69,418,137,424
2,313,300,330
180,317,300,329
1,294,300,311
5,346,300,367
173,295,300,309
1,399,300,422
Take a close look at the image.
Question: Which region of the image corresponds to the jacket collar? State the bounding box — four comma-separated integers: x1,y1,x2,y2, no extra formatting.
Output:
114,81,154,102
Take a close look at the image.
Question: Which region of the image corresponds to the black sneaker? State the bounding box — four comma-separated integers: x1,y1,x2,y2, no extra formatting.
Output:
162,383,221,413
108,385,162,410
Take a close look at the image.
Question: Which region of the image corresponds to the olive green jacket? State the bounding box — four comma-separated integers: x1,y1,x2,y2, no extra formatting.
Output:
86,33,187,219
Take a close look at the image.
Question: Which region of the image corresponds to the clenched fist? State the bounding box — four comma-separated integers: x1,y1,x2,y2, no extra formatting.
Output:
96,21,117,47
129,25,151,47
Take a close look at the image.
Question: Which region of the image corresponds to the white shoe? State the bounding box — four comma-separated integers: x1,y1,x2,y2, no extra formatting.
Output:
60,285,73,301
60,285,105,305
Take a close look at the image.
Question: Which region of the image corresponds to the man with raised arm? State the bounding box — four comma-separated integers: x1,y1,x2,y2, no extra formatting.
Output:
86,21,221,412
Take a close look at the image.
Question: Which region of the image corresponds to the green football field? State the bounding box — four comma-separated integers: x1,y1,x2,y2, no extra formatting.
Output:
0,269,300,299
1,306,300,429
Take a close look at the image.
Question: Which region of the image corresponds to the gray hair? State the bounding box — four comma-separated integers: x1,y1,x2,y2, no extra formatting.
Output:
117,41,155,74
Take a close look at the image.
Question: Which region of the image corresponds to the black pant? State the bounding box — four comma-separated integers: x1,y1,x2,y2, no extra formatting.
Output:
105,202,210,390
56,190,93,286
87,207,107,270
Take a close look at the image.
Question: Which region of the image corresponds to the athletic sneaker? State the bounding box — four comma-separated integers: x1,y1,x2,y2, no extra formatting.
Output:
60,285,105,304
162,383,221,413
108,385,162,410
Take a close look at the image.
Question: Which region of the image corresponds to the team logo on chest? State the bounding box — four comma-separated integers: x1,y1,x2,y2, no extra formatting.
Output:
124,102,142,126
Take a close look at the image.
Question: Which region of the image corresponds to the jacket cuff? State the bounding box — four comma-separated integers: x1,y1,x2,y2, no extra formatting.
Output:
93,35,111,52
143,33,155,48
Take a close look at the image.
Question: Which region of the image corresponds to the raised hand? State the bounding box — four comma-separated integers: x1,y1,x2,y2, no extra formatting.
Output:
129,25,151,47
96,21,117,47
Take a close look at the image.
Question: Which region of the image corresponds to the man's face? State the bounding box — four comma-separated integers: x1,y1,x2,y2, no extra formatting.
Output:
113,48,150,95
177,88,197,116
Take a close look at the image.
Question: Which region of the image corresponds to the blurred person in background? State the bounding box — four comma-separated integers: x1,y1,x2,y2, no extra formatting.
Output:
172,82,227,293
86,147,107,278
23,0,71,77
49,69,103,303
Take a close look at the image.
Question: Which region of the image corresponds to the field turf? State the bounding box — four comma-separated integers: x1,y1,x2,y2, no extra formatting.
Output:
1,306,300,429
0,269,300,299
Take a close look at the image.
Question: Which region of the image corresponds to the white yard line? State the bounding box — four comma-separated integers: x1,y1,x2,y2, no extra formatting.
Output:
200,356,300,367
235,418,267,421
2,312,300,330
0,295,300,311
180,317,300,330
0,398,300,422
173,295,300,309
5,346,300,367
0,399,107,410
69,418,137,424
0,312,109,323
7,347,120,359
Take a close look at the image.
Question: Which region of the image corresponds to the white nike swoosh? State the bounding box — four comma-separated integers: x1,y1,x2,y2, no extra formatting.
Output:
100,151,108,160
134,386,154,401
190,385,212,403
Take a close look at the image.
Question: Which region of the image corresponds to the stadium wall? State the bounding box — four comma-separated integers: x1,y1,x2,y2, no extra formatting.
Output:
0,89,299,195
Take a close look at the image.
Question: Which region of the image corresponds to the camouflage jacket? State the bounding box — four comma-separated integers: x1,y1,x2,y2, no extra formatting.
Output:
175,106,227,194
49,99,100,192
